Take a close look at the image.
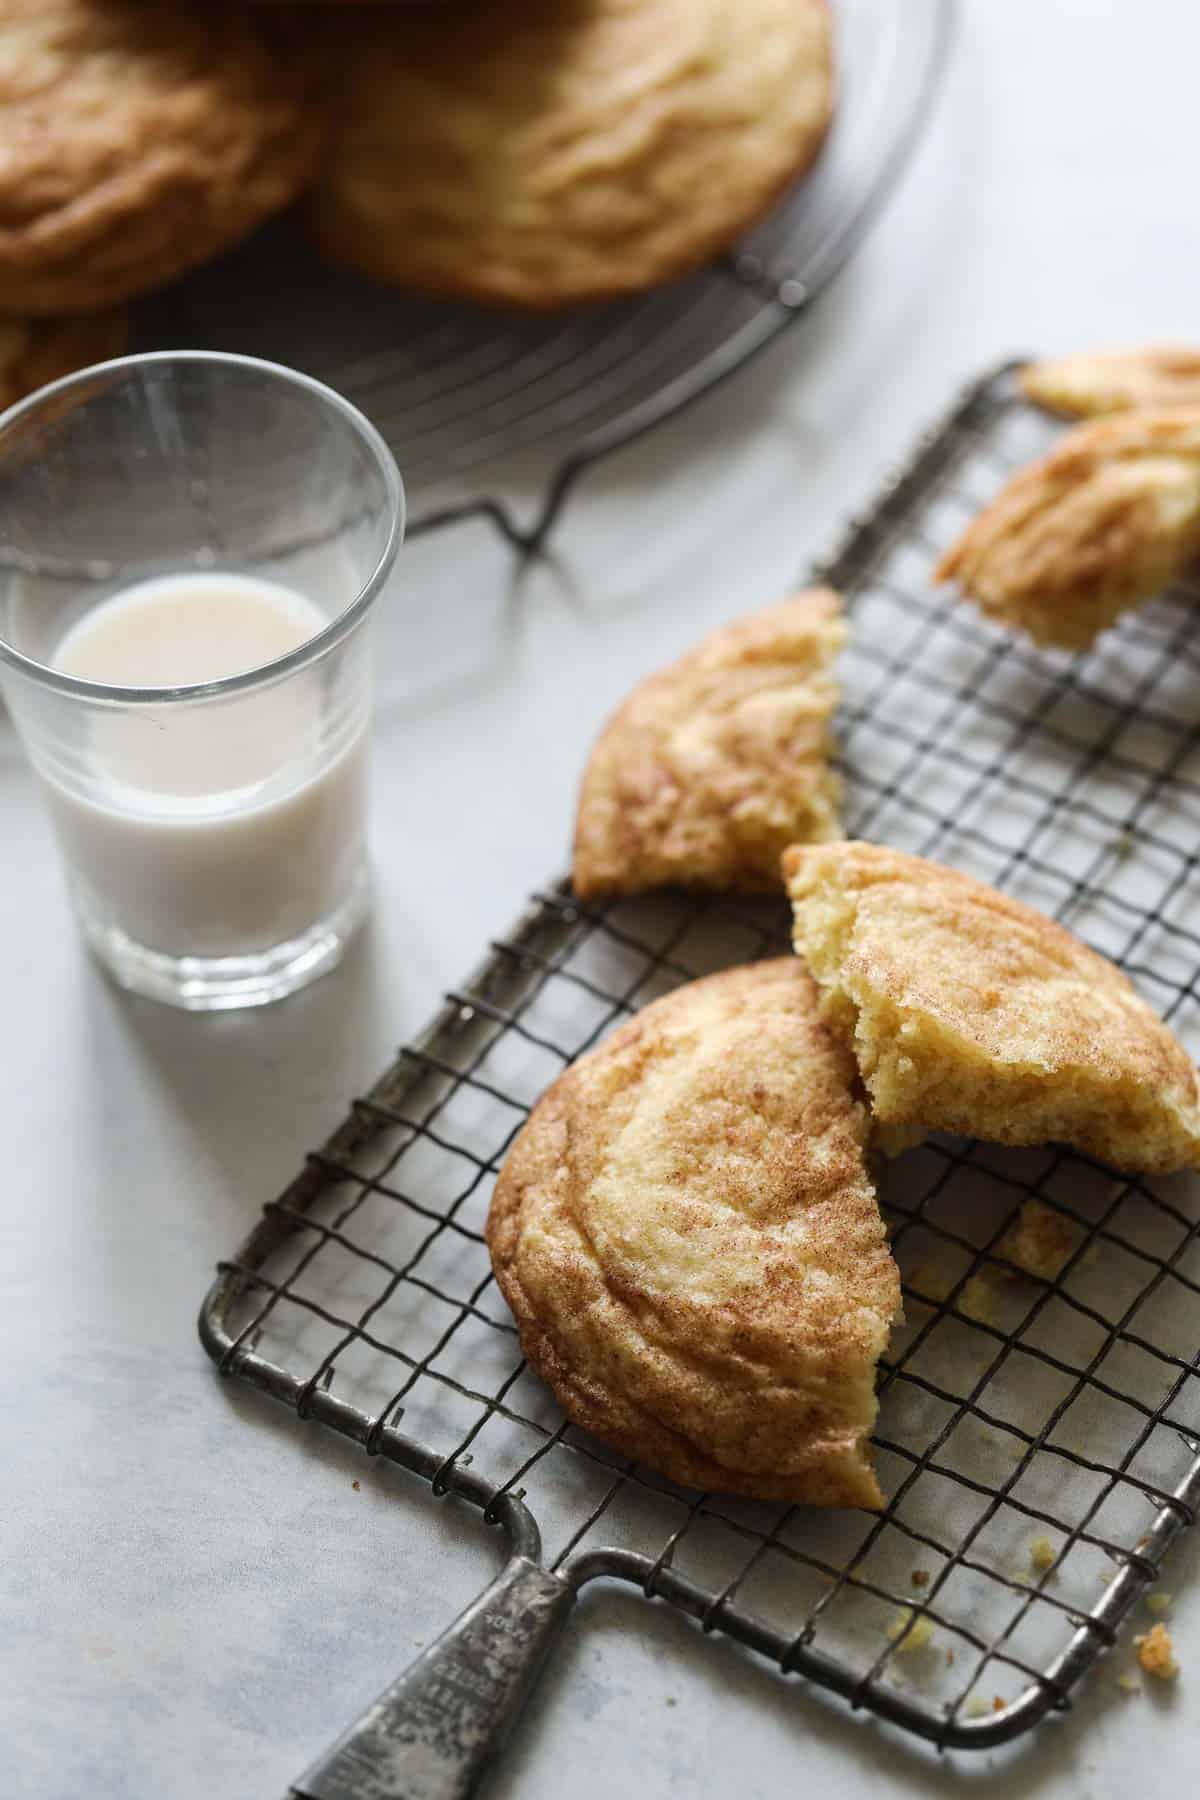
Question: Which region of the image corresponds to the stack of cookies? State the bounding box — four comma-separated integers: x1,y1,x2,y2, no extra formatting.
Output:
0,0,836,407
486,590,1200,1508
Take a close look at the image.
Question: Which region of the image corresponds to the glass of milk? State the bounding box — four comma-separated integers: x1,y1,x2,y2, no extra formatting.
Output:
0,351,403,1010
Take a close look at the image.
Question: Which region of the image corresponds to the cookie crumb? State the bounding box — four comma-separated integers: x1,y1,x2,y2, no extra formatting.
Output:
961,1272,1000,1326
1134,1623,1178,1680
1146,1592,1172,1616
1030,1536,1057,1574
999,1199,1080,1282
992,1697,1006,1713
351,1480,360,1492
887,1608,934,1653
911,1569,930,1588
907,1261,955,1303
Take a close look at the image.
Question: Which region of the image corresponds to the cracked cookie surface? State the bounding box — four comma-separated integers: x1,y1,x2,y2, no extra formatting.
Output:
785,841,1200,1174
487,959,900,1507
574,589,845,898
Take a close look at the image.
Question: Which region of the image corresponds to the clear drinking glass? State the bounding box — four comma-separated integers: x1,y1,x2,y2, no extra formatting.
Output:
0,352,403,1011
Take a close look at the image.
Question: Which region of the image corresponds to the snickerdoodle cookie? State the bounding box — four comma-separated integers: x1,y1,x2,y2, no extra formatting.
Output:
573,589,845,899
934,411,1200,650
0,0,324,314
784,841,1200,1174
487,960,901,1507
307,0,835,309
1022,347,1200,418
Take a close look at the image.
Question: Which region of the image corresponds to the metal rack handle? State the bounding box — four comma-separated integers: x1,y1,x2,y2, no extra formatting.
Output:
288,1553,576,1800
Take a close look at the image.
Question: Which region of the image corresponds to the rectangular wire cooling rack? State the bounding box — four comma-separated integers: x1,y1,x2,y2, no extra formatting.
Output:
201,361,1200,1788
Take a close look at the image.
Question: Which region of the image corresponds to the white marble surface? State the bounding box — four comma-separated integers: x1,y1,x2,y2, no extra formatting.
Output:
6,2,1200,1794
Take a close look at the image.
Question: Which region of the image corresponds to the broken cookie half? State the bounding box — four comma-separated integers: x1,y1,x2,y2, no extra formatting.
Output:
573,589,845,899
784,841,1200,1174
934,411,1200,650
1021,346,1200,419
487,960,901,1508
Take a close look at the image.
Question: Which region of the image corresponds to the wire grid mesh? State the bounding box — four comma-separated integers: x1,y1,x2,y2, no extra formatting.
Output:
137,0,950,546
202,361,1200,1751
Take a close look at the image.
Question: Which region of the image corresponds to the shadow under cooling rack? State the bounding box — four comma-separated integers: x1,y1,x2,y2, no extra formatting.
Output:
138,0,952,550
203,360,1200,1752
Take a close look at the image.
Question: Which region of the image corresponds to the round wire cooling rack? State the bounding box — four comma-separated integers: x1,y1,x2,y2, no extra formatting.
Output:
137,0,953,549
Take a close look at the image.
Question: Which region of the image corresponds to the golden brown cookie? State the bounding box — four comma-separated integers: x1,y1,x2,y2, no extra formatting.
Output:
1022,347,1200,418
307,0,835,309
0,310,126,412
934,412,1200,650
573,590,844,899
0,1,325,314
784,841,1200,1174
487,960,900,1506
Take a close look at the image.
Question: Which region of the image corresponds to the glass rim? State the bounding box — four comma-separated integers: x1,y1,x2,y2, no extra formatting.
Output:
0,349,404,706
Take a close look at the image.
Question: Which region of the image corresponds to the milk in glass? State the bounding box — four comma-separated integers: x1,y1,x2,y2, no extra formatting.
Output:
44,573,366,957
